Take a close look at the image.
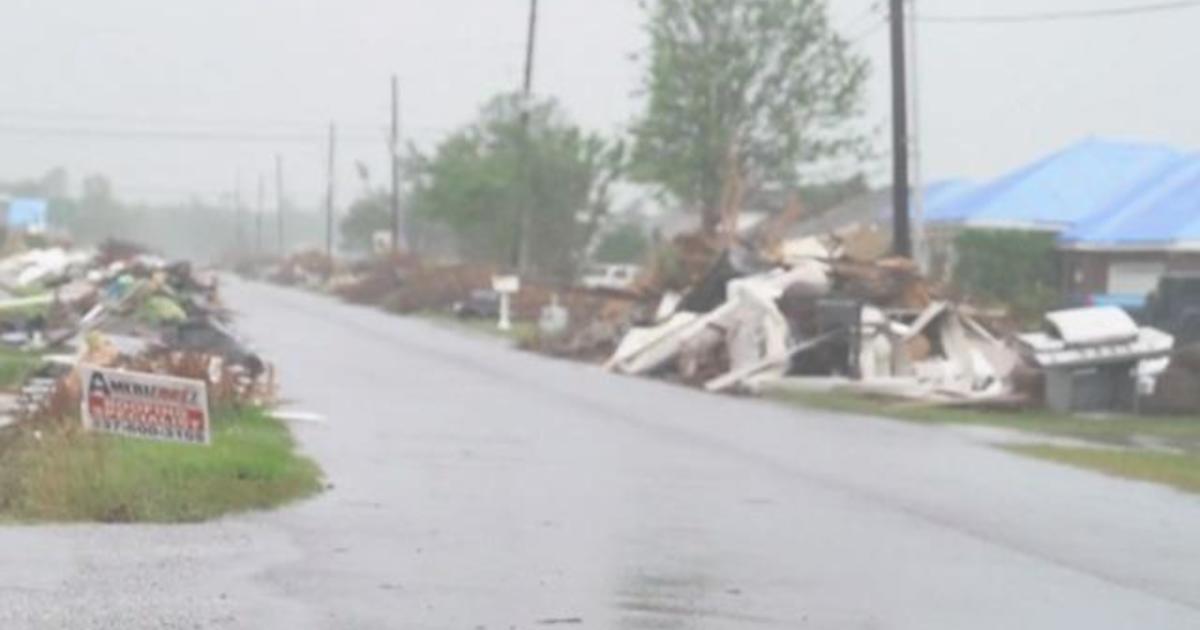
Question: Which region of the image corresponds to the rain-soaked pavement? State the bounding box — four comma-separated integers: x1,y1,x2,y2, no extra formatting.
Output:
2,277,1200,629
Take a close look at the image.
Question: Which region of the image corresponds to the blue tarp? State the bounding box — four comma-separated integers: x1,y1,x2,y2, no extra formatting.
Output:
1062,155,1200,247
925,138,1183,230
6,197,48,232
920,180,975,218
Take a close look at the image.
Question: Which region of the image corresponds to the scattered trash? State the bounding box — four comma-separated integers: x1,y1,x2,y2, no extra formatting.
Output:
0,239,274,430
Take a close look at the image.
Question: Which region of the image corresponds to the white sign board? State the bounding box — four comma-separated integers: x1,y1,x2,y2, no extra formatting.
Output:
492,275,520,294
80,365,211,446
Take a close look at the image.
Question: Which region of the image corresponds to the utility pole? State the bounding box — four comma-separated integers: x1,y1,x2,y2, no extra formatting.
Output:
390,75,401,256
514,0,539,273
522,0,538,101
256,174,265,256
234,173,244,255
275,154,285,256
889,0,912,258
907,0,926,268
326,121,337,259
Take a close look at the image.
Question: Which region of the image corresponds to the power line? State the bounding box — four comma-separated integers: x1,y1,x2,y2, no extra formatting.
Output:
390,75,402,255
0,123,383,144
920,0,1200,24
0,108,380,132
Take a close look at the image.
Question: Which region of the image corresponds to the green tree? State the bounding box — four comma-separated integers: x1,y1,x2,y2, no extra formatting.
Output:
632,0,869,233
339,191,391,253
411,93,622,280
954,229,1060,323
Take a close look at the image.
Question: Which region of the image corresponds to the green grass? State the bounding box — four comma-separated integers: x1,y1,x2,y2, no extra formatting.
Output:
775,390,1200,451
0,348,40,390
419,311,538,345
774,389,1200,494
0,406,323,523
1008,446,1200,495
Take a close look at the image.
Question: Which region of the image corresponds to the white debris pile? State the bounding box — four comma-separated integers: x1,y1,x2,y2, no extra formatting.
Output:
0,247,92,289
603,235,1022,403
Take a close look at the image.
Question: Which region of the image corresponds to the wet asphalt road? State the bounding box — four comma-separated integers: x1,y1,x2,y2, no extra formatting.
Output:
3,277,1200,629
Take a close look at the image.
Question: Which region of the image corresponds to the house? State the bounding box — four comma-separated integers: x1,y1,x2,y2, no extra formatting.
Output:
925,138,1182,232
923,138,1187,288
1059,156,1200,305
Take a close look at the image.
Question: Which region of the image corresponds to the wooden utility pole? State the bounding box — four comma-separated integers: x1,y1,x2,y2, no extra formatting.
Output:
890,0,912,258
515,0,539,273
256,174,265,256
326,122,337,259
522,0,538,98
234,174,244,254
275,154,285,256
390,75,401,255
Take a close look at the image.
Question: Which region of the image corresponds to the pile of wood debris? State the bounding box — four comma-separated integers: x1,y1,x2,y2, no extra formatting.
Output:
590,228,1021,405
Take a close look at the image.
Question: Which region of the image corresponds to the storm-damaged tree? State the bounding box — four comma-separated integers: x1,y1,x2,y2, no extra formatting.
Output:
410,93,623,281
631,0,870,236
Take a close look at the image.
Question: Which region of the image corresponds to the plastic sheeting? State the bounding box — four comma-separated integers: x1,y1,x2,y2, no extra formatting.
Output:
1061,155,1200,248
925,138,1182,230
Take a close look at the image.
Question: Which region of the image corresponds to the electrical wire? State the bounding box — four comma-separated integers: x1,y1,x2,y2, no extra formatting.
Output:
0,108,378,132
919,0,1200,24
0,123,385,144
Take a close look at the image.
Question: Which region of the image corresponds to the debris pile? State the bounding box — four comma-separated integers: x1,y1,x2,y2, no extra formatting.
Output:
244,210,1188,416
379,264,497,315
266,250,336,288
0,240,271,428
599,235,1021,404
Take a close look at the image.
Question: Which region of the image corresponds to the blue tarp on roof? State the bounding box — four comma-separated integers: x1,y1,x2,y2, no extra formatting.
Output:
924,138,1183,230
1062,155,1200,248
920,180,975,218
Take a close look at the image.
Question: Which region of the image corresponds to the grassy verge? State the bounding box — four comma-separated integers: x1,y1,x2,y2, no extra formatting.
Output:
0,406,322,523
0,348,40,390
1007,446,1200,495
418,310,538,345
774,389,1200,494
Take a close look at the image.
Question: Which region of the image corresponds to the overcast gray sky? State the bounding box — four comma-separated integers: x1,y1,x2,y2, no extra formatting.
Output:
2,0,1198,208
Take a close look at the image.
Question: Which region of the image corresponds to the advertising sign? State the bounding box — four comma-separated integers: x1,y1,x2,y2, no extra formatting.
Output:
80,365,211,446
